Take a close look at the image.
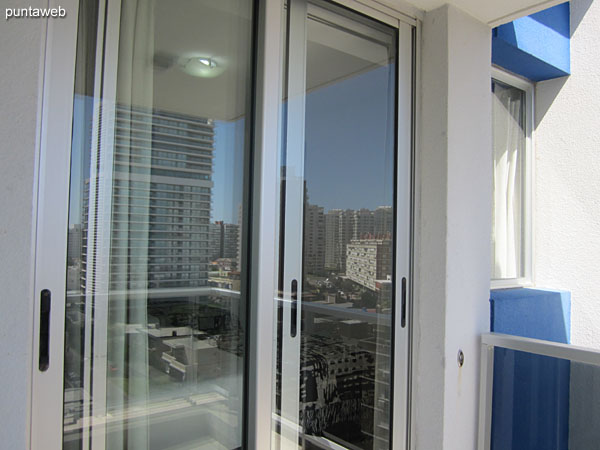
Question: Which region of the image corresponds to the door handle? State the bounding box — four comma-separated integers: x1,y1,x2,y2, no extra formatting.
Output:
39,289,51,371
290,279,298,337
401,277,407,328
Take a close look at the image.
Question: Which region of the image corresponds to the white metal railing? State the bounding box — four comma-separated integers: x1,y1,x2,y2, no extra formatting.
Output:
477,332,600,450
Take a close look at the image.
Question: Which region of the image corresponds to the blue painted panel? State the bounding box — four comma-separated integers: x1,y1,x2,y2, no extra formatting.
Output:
490,288,571,450
491,349,570,450
492,2,570,81
490,288,571,344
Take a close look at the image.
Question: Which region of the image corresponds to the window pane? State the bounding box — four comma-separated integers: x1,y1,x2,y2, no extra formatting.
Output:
63,1,255,448
492,79,526,280
273,1,398,448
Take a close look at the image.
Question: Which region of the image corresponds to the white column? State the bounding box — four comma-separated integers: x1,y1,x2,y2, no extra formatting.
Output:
414,5,492,449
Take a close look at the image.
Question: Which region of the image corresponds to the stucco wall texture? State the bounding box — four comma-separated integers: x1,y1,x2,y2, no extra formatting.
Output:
534,0,600,348
0,0,47,448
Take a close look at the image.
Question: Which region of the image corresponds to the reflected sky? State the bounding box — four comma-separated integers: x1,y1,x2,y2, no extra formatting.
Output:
69,62,394,227
305,64,396,211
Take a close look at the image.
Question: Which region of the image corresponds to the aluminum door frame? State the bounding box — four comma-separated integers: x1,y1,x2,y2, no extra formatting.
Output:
30,0,417,448
248,1,416,449
31,0,83,448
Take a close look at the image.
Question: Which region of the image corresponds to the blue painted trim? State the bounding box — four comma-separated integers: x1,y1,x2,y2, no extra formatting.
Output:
490,288,571,344
492,2,570,82
490,288,572,450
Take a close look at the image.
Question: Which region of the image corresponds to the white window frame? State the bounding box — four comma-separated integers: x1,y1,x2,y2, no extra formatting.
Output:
30,0,417,448
490,66,535,289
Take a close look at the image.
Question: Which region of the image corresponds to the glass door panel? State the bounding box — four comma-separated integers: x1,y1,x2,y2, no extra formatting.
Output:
63,0,255,448
274,1,402,449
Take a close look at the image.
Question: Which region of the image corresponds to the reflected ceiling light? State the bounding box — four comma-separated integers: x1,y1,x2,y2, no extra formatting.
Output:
198,57,217,68
179,55,225,78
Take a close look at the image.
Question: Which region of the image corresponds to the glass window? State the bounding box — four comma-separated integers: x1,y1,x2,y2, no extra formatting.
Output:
491,74,532,284
63,0,255,448
274,1,400,448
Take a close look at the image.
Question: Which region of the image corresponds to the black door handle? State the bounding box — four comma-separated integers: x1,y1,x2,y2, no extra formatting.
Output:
290,279,298,337
39,289,51,371
401,277,407,328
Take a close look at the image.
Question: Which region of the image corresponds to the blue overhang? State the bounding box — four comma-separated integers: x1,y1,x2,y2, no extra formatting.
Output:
492,2,570,81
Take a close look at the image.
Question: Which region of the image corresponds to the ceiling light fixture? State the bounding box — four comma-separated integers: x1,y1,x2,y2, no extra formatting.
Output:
197,57,217,68
179,55,225,78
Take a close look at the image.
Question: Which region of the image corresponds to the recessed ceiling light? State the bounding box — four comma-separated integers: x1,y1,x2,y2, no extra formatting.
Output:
197,57,217,68
179,55,225,78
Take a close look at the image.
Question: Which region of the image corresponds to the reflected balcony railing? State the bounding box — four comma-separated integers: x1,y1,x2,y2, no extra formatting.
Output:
478,333,600,450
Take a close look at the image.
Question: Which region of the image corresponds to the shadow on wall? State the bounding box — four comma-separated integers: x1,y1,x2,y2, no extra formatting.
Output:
536,0,594,125
535,75,568,126
570,0,593,37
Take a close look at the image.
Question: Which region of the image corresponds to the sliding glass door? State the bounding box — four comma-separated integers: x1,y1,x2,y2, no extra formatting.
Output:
31,1,412,449
62,0,254,448
273,1,412,449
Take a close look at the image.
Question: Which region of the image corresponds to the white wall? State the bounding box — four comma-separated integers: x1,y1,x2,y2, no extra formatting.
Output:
0,1,496,449
415,5,491,449
534,0,600,348
0,1,47,448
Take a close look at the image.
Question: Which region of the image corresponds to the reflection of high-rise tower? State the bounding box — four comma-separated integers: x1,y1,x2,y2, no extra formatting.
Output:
236,203,243,272
303,203,325,275
324,208,377,273
210,221,240,264
339,210,354,273
324,209,352,273
325,210,341,271
374,206,393,236
353,208,374,239
82,106,215,291
67,224,82,263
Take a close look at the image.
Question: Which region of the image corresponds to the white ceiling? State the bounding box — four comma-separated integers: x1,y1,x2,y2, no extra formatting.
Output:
152,0,392,121
152,0,254,121
150,0,563,122
379,0,566,26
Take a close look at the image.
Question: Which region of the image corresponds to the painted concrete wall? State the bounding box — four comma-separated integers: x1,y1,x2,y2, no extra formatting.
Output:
0,1,47,448
534,0,600,349
415,5,492,449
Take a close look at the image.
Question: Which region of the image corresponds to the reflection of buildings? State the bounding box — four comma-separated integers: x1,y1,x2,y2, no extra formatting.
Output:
209,221,240,266
299,200,395,447
67,225,83,291
353,208,375,240
67,224,82,262
346,238,392,291
237,203,243,272
297,305,392,448
82,106,215,291
208,259,241,291
324,209,341,271
323,208,354,273
318,205,395,275
304,203,325,275
374,206,393,236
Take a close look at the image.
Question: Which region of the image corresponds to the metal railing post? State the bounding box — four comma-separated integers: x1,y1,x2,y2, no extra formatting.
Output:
477,342,494,450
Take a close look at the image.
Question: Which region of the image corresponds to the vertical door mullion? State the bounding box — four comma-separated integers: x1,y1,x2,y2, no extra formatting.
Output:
31,1,80,449
247,0,287,448
85,0,121,448
80,0,107,442
392,21,414,450
279,0,308,446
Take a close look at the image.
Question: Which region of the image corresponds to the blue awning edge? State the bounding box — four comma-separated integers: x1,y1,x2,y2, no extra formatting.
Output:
492,2,570,82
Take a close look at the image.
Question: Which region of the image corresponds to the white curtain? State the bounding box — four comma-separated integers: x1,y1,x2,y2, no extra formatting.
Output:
107,1,154,448
492,82,525,279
